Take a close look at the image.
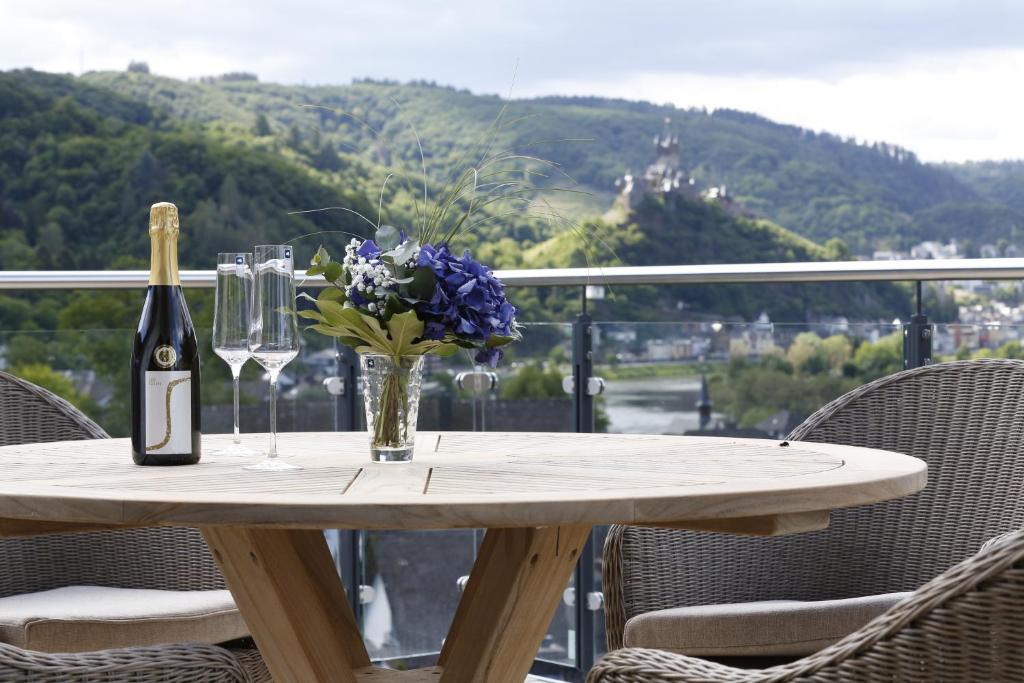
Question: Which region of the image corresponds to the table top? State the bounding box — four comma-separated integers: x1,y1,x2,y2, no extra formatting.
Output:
0,432,926,530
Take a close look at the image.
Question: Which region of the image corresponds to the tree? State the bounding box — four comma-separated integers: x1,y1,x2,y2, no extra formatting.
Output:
820,335,853,372
824,237,851,261
500,363,566,399
287,124,302,150
127,61,150,74
0,231,36,269
786,332,823,373
312,142,343,172
995,341,1024,360
35,222,66,267
852,334,903,379
10,363,94,412
253,113,272,137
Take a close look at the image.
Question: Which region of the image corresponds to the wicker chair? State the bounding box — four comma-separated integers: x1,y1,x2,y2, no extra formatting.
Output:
601,359,1024,667
589,528,1024,682
0,370,270,683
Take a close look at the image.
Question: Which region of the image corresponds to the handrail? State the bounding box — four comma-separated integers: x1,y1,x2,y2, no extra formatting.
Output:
1,258,1023,290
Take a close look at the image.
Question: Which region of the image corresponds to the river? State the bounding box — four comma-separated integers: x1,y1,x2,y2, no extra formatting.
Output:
602,375,725,434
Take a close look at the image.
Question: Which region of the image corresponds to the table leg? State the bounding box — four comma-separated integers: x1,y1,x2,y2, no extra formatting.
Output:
201,526,371,683
438,524,592,683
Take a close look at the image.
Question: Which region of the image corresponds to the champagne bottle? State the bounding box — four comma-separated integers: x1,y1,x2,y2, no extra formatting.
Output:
130,202,201,465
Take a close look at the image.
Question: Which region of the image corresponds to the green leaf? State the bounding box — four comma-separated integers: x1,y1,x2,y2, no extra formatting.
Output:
309,325,375,354
385,310,425,355
273,305,297,319
306,264,324,277
337,335,367,348
318,287,346,304
404,340,459,357
297,309,326,322
409,267,436,300
385,239,419,266
322,261,343,283
309,323,352,338
486,334,516,348
340,308,394,351
432,343,459,357
315,299,349,326
312,306,384,352
383,294,411,321
375,225,400,250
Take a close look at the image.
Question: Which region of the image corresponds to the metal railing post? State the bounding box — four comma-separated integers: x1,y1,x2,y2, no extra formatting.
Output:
903,281,933,369
572,286,599,677
332,341,360,431
573,287,595,434
574,535,599,676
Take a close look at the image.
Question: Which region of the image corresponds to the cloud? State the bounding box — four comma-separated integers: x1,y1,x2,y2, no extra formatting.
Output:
1,0,1021,161
524,48,1024,162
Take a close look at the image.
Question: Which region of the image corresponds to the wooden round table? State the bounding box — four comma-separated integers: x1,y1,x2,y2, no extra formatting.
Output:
0,432,926,683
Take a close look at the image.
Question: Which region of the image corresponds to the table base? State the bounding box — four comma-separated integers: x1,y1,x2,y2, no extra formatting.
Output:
201,525,591,683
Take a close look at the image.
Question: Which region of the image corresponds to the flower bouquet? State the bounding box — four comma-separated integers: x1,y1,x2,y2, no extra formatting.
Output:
300,224,518,462
294,97,586,461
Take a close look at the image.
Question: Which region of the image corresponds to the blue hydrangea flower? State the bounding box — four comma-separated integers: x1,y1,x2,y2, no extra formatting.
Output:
414,243,517,366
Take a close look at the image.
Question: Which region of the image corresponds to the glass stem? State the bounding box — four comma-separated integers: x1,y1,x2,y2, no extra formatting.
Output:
231,367,242,445
268,373,279,459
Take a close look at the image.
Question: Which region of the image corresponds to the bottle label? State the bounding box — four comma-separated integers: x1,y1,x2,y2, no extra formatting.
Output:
145,371,192,454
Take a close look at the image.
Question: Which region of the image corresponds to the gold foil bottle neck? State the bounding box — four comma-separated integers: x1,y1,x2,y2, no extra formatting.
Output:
149,202,179,239
149,202,181,285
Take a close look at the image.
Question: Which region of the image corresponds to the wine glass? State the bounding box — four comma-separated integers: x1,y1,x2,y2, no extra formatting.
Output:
245,245,301,471
211,253,257,457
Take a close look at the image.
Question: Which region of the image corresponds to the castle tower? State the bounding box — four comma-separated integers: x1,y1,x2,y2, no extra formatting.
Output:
653,117,681,170
615,118,698,208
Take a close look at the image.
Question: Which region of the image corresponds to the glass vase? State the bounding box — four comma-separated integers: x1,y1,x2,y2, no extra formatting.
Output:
360,354,425,463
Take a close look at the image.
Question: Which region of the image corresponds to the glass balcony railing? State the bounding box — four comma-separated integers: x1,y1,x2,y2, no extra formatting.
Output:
3,259,1024,680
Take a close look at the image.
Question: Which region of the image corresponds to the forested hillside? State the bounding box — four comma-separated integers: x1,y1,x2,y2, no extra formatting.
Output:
0,68,913,327
0,70,373,272
526,194,909,321
79,70,1019,254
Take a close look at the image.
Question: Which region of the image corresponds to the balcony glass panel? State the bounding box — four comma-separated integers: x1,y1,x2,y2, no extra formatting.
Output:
355,322,577,667
4,301,1017,678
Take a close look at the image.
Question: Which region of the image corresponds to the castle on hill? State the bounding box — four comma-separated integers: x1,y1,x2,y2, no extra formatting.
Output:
615,118,752,219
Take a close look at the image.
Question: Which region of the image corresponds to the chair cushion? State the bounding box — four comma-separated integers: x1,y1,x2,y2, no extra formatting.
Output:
623,592,911,657
0,586,248,653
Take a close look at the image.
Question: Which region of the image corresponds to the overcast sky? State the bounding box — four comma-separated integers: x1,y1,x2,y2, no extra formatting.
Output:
3,0,1022,162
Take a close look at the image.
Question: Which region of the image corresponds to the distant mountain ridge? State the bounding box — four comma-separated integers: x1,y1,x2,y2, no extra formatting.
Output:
78,70,1020,254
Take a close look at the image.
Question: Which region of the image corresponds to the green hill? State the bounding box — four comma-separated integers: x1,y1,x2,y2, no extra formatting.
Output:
78,71,1011,254
0,69,375,271
516,194,906,322
0,68,910,329
940,162,1024,252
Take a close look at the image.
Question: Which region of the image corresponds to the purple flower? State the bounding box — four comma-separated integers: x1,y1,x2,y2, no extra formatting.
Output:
413,244,517,359
357,240,381,259
474,347,504,368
